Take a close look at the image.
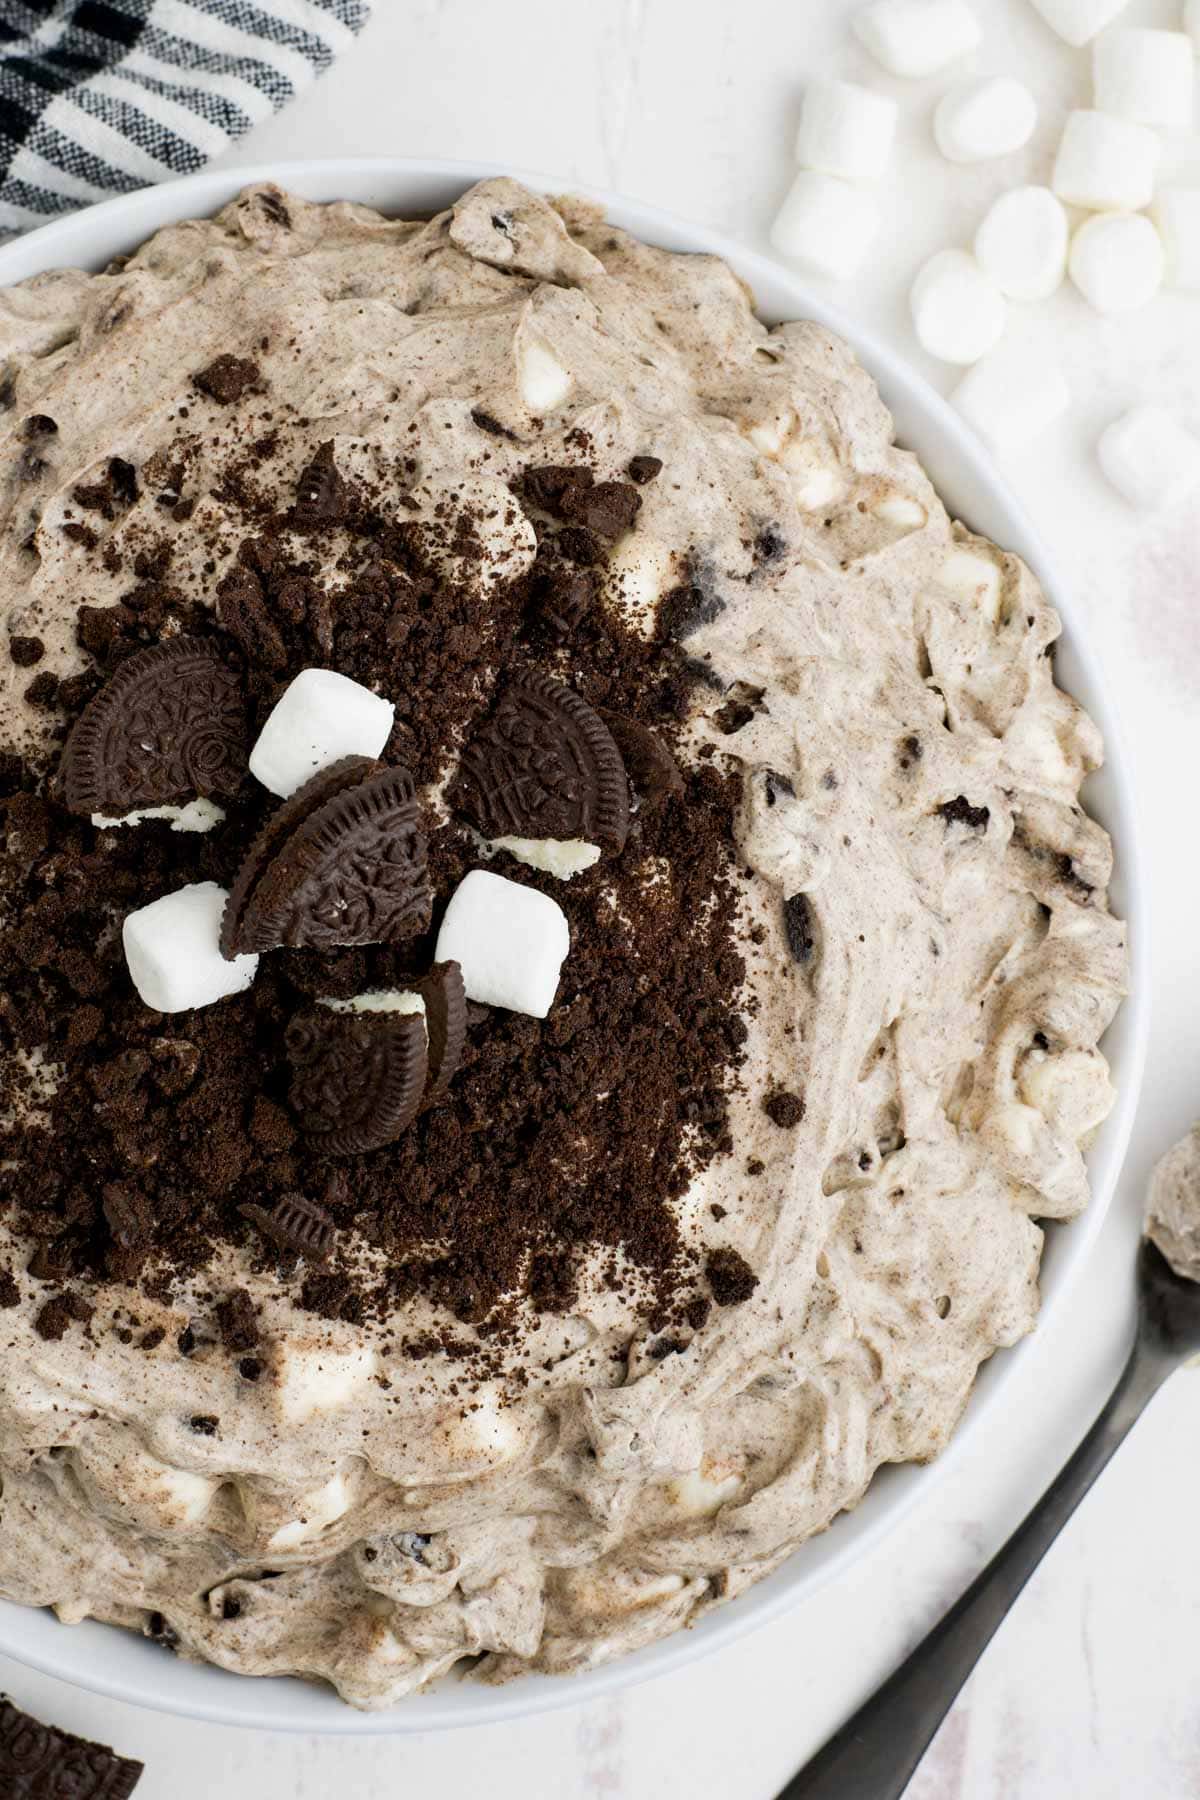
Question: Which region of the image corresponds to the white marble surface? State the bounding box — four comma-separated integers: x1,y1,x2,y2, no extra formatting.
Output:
4,1,1200,1794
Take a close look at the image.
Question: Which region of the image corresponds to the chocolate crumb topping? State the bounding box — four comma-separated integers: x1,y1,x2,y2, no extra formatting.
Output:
34,1291,93,1341
0,414,746,1339
241,1194,338,1261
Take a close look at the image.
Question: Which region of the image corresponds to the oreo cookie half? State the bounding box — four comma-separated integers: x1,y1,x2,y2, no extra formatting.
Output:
60,636,247,816
0,1694,143,1799
450,672,629,851
287,1009,429,1154
220,756,375,958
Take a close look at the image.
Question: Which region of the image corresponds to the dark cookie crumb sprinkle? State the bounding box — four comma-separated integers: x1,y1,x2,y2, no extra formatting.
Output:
0,427,750,1348
8,636,43,667
762,1089,804,1129
705,1247,759,1307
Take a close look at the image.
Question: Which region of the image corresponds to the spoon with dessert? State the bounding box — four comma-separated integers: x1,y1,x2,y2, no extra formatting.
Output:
776,1128,1200,1800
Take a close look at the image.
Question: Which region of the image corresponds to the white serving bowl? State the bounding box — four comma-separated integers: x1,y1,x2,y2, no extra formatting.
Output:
0,158,1148,1735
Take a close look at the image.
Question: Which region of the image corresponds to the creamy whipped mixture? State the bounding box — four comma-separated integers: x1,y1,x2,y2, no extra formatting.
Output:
1147,1128,1200,1282
0,180,1127,1704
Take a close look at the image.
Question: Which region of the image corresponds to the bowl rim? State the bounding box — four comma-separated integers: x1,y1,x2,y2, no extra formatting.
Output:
0,155,1150,1734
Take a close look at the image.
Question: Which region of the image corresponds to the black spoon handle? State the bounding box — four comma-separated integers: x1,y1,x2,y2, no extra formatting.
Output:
776,1333,1171,1800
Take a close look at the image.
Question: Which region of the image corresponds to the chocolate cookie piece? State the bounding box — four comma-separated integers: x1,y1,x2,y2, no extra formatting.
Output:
59,636,247,816
416,960,468,1103
219,756,374,956
517,465,642,541
293,440,352,529
226,763,430,956
192,354,260,404
242,1192,337,1260
0,1695,143,1798
783,892,817,965
598,711,683,809
451,672,630,851
216,564,287,670
938,795,990,831
628,454,663,485
287,1009,429,1154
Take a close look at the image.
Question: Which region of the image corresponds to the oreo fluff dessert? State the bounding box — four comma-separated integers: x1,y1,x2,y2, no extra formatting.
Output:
0,181,1126,1704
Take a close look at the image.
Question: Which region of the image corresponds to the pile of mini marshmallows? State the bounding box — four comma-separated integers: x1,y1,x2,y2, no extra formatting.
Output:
770,0,1200,510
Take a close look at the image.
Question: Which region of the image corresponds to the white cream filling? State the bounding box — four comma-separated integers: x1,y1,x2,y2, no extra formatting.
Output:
92,798,225,833
489,835,601,880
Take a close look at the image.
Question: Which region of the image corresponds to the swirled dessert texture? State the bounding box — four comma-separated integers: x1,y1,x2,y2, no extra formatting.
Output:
0,180,1126,1704
1147,1128,1200,1282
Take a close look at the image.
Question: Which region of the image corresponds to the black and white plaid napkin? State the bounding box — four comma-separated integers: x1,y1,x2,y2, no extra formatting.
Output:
0,0,370,235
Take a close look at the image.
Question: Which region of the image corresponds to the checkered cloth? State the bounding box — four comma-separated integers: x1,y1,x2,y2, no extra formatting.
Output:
0,0,369,235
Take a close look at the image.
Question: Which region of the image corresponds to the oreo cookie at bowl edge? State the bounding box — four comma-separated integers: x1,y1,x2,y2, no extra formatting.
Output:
0,1694,143,1798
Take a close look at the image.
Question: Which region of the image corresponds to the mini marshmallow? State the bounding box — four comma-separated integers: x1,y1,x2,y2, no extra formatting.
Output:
974,186,1069,301
1069,211,1164,314
910,249,1006,365
1028,0,1130,48
248,667,394,798
1093,29,1194,132
123,881,258,1013
934,77,1037,163
770,171,880,279
952,343,1070,451
435,868,569,1018
518,339,572,412
267,1472,353,1551
1152,187,1200,292
276,1343,378,1424
1051,110,1158,213
1096,406,1200,510
853,0,981,78
795,79,898,182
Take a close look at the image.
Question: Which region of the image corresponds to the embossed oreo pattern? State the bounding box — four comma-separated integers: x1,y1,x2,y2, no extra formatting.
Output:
0,1695,143,1798
219,756,377,959
451,672,630,850
60,637,246,815
287,1010,429,1153
247,765,430,952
